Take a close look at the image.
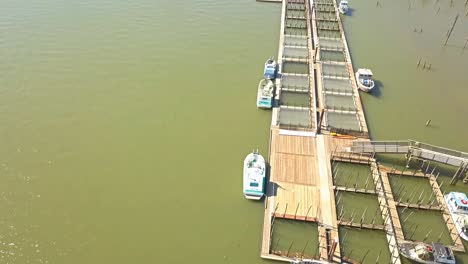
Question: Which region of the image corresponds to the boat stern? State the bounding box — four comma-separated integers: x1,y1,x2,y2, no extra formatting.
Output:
244,193,264,200
257,99,273,109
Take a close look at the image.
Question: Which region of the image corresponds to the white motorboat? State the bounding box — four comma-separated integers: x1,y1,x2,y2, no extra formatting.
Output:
243,151,266,200
264,57,278,80
355,68,375,92
444,192,468,241
339,0,349,14
400,242,456,264
256,79,275,109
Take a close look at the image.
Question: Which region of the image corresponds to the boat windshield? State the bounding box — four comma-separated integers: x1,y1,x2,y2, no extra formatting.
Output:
250,182,259,187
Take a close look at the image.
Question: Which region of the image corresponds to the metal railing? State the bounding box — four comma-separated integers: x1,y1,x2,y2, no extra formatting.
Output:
352,140,468,160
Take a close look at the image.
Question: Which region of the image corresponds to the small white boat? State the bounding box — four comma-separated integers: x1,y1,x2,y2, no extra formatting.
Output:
339,0,349,14
243,151,266,200
400,242,456,264
257,79,275,109
264,57,278,80
355,68,375,92
445,192,468,241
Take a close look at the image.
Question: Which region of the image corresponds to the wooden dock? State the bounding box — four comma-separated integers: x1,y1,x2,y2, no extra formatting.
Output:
395,202,443,211
334,186,377,195
429,174,465,252
258,0,466,262
371,163,402,264
338,219,385,231
316,135,341,263
379,166,430,178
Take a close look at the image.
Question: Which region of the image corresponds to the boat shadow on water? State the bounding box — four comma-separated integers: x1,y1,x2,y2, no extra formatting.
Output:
345,7,355,17
368,79,383,98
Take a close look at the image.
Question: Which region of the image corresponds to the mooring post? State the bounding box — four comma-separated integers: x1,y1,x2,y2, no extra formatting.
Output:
437,230,444,242
286,241,295,257
403,211,414,223
406,189,416,203
305,205,312,222
423,229,433,242
409,224,419,240
360,208,368,228
339,209,345,223
274,238,281,252
375,249,382,263
420,192,427,206
444,14,459,46
294,203,300,219
401,206,409,214
360,249,370,263
333,168,340,182
301,240,309,258
353,172,360,188
417,189,425,204
364,173,371,190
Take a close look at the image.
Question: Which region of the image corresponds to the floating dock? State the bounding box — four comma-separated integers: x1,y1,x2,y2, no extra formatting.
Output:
258,0,466,263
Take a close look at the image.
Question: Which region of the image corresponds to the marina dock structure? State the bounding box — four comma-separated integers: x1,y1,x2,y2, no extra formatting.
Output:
259,0,466,263
262,0,374,262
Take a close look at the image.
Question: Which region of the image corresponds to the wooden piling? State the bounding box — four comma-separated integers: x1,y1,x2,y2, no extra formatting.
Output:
444,14,459,46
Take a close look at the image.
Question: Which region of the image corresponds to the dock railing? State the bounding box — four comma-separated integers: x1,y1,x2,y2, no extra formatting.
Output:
351,140,468,167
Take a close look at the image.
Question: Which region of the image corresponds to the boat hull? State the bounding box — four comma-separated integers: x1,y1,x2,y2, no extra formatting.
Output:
445,194,468,241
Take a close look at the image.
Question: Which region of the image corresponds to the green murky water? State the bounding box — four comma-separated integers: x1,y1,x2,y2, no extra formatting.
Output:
0,0,467,263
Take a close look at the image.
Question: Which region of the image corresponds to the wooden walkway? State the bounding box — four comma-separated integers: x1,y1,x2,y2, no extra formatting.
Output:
316,135,341,263
395,202,443,211
371,163,402,264
379,166,430,178
338,219,385,231
429,174,465,252
334,186,376,195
